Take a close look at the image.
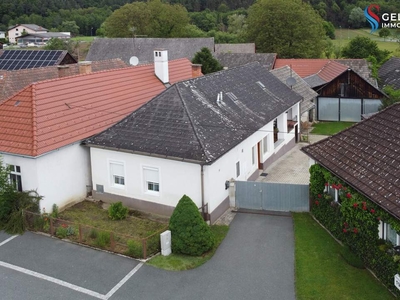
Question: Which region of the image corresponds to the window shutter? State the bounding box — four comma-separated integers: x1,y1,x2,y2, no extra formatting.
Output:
144,167,159,183
110,162,124,176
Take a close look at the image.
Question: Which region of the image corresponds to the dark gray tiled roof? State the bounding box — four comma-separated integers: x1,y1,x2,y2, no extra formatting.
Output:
213,53,276,70
335,59,378,87
303,74,326,88
270,66,318,114
86,62,302,164
302,103,400,219
378,57,400,89
86,38,214,65
214,43,255,53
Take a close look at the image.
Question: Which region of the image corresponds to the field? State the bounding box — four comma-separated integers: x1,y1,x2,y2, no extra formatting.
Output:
333,28,399,54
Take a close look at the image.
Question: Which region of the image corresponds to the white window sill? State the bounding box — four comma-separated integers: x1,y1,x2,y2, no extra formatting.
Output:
111,184,125,189
145,190,160,196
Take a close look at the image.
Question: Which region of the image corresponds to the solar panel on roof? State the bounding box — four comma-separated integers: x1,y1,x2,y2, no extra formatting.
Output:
0,50,66,70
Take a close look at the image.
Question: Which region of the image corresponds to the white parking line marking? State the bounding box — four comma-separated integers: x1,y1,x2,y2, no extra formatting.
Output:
105,263,144,299
0,261,106,299
0,235,18,247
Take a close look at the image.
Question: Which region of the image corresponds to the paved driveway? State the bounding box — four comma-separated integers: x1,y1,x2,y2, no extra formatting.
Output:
0,213,295,300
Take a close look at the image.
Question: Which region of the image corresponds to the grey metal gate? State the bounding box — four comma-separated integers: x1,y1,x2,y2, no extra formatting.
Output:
235,181,309,212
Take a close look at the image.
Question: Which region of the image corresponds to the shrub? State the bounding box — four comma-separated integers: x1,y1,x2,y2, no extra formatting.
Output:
56,226,68,239
340,246,365,269
95,231,110,248
169,195,214,256
51,204,59,218
108,202,128,220
126,239,143,258
88,229,98,239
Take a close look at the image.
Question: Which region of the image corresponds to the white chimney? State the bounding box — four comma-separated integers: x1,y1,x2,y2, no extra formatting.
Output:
154,49,169,84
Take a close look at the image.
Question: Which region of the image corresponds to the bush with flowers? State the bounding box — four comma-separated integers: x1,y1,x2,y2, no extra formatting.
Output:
309,164,400,296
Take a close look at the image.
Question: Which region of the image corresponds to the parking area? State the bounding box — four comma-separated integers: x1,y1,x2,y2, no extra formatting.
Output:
1,212,295,300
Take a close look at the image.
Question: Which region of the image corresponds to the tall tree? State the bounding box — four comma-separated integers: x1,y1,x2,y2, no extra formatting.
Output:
192,47,223,74
103,0,190,38
245,0,325,58
341,36,391,64
348,7,365,29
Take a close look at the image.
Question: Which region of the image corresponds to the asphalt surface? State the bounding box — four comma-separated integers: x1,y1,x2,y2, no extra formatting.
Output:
0,213,295,300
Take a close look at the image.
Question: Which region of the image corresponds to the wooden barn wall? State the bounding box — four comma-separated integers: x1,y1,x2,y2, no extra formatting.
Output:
318,71,382,99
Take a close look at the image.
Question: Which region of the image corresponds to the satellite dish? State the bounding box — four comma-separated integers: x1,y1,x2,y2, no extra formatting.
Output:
286,77,297,87
129,56,139,66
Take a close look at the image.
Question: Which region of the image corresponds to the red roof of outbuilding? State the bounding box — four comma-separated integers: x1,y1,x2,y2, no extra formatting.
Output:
274,59,330,77
0,58,196,157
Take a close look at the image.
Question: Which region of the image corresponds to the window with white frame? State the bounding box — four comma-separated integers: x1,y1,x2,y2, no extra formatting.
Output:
236,161,240,178
385,223,398,246
143,167,160,193
110,161,125,187
251,146,255,165
263,136,268,154
7,164,22,192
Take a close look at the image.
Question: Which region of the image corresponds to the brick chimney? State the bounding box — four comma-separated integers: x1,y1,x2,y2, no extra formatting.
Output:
57,65,70,78
78,61,92,75
154,49,169,84
191,64,202,78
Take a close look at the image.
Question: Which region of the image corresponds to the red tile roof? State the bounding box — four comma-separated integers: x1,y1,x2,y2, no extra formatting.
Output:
0,59,128,104
317,60,348,82
0,58,195,156
274,59,329,77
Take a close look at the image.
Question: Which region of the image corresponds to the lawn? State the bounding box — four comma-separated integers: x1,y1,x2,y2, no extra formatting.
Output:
147,225,229,270
333,28,399,53
58,200,167,239
311,121,354,135
71,36,96,42
294,213,395,300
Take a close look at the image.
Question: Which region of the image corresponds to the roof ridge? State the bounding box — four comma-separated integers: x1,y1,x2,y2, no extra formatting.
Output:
31,84,38,156
175,83,209,162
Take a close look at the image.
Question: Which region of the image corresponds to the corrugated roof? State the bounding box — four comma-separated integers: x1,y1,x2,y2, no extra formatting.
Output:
0,59,128,104
302,103,400,219
86,38,214,65
0,58,195,157
86,62,302,164
214,43,255,53
214,53,276,70
270,66,318,114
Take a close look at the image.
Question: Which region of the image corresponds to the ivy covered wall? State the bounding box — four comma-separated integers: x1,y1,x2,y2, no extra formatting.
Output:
310,164,400,296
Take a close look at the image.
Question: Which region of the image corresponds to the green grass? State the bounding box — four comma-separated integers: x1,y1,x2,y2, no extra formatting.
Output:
71,36,96,42
294,213,395,300
58,201,167,239
311,121,354,135
333,28,400,53
147,225,229,271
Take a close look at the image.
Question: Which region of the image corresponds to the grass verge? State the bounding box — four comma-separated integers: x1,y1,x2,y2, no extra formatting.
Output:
311,121,354,135
147,225,229,271
293,213,395,300
58,201,166,239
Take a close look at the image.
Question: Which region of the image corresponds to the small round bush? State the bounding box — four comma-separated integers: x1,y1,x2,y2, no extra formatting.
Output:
169,195,214,256
108,202,128,220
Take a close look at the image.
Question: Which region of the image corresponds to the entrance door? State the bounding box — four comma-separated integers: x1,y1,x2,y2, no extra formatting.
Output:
257,142,263,169
295,125,298,143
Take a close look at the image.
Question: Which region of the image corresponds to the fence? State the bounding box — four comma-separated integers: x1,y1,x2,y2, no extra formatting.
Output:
235,181,310,212
25,211,168,259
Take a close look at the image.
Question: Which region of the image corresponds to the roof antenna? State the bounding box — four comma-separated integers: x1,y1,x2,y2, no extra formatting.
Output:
286,64,297,90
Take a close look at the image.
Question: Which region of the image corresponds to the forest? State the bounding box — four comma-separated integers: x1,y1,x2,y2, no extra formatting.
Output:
1,0,400,35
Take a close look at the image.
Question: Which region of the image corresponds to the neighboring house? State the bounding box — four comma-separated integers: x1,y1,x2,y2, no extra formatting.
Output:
301,102,400,243
0,31,5,39
213,53,277,70
16,32,70,46
85,61,302,223
8,24,48,44
0,53,198,212
86,38,214,65
214,43,255,53
0,59,128,104
378,57,400,90
271,66,318,122
274,59,384,122
0,50,77,71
